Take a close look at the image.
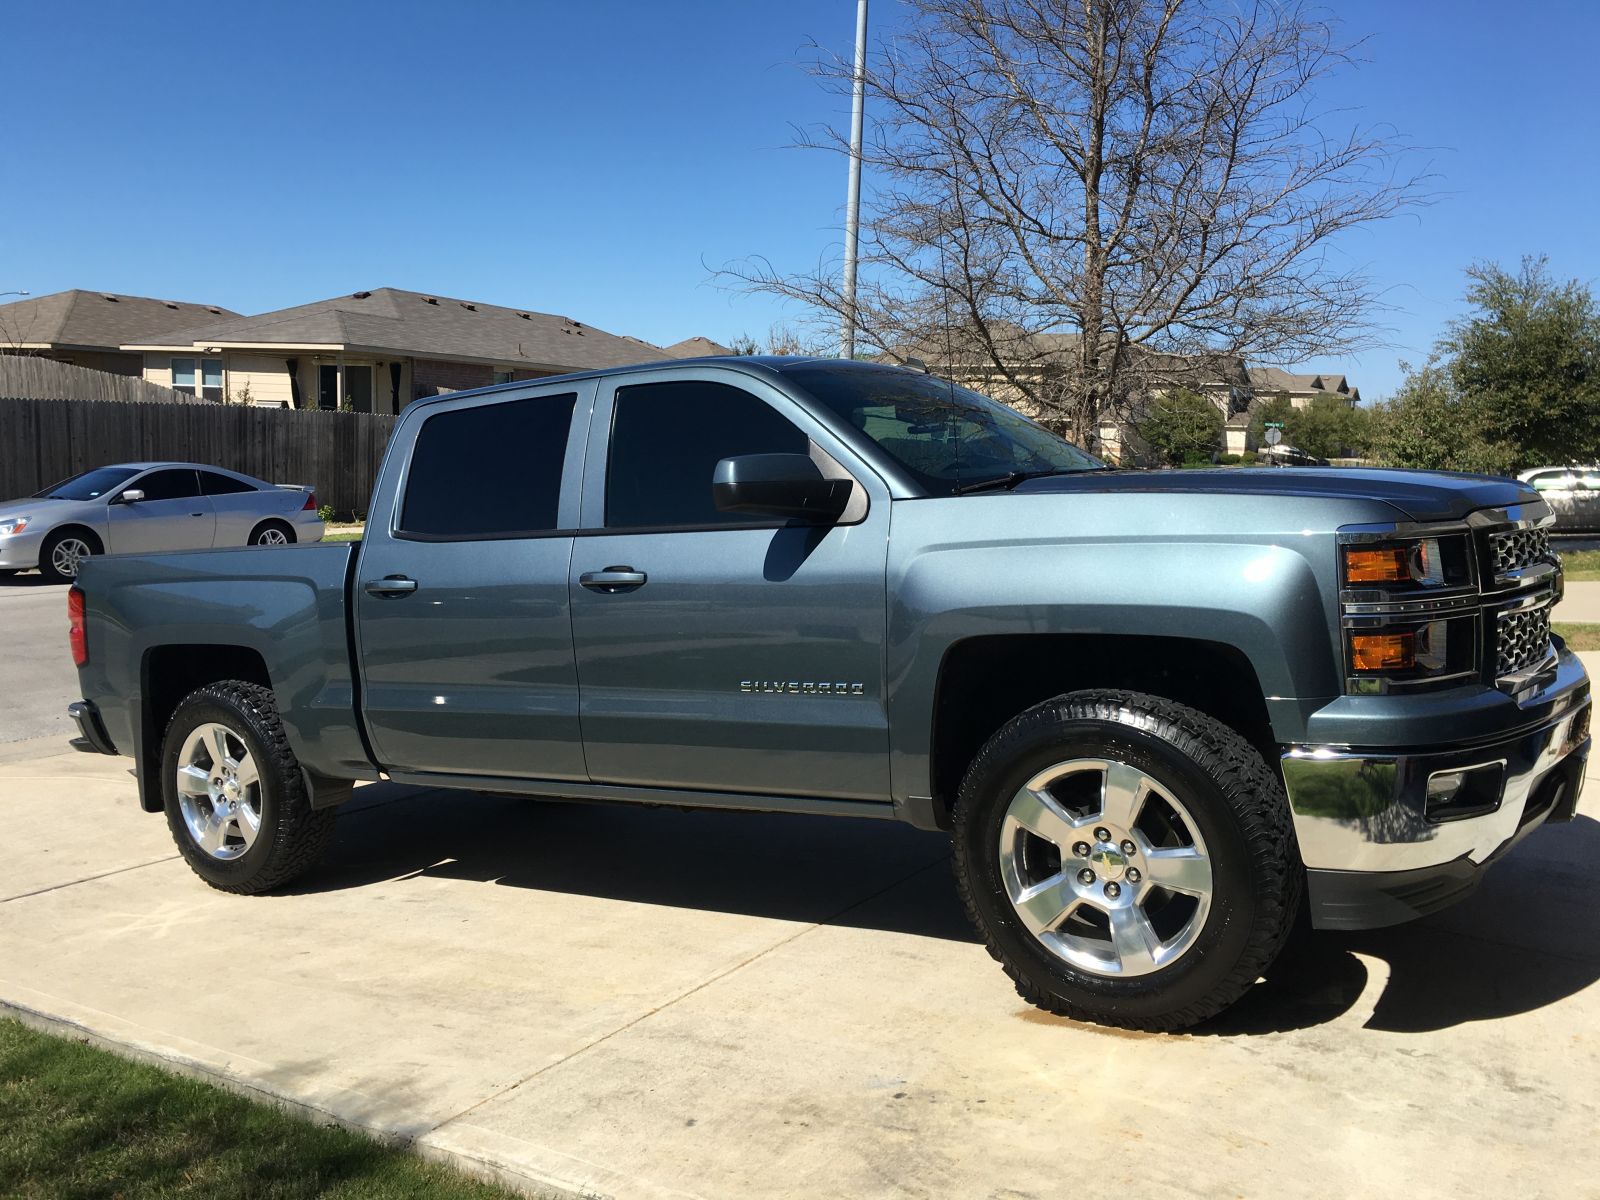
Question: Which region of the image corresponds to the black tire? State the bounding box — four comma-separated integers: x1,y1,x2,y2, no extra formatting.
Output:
160,680,336,894
249,519,296,546
953,689,1301,1031
38,527,102,584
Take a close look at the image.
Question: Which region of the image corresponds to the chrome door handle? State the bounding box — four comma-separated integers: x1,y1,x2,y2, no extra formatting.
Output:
580,567,647,592
364,575,418,596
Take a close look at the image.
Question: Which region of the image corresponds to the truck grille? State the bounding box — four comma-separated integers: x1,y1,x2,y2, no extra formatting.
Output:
1497,603,1553,677
1489,527,1552,578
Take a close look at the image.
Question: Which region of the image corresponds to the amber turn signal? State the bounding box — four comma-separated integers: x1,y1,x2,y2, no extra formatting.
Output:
1350,631,1415,672
1344,547,1411,585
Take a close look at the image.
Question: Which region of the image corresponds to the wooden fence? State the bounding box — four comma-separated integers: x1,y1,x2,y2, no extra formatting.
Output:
0,396,397,517
0,354,205,405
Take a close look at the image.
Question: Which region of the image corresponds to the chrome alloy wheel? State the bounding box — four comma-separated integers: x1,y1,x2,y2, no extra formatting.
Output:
51,536,93,578
174,723,262,860
255,527,289,546
999,758,1213,977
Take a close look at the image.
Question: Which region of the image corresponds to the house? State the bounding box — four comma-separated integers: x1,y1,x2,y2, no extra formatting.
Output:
123,288,682,412
661,335,738,358
1222,367,1364,455
0,290,238,377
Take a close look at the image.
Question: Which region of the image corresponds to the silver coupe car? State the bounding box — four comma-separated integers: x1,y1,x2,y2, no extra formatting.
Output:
0,462,324,583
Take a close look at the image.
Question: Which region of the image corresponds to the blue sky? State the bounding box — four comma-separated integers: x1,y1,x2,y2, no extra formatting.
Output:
3,0,1596,400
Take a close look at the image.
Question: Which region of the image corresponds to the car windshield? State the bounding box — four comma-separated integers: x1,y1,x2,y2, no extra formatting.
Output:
35,466,142,501
782,364,1104,495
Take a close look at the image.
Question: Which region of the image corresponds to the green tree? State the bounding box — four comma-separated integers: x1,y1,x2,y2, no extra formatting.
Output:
1369,361,1514,474
1136,388,1224,466
1289,394,1369,460
1445,256,1600,465
1249,395,1295,447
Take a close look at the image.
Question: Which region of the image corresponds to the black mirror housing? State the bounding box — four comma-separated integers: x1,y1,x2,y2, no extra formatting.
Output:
712,454,853,522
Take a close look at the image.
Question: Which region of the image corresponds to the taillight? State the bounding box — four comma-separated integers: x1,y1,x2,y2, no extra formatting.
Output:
68,586,87,667
302,490,317,511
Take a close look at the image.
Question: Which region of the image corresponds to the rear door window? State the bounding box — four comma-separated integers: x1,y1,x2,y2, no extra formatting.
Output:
605,380,809,528
400,393,577,537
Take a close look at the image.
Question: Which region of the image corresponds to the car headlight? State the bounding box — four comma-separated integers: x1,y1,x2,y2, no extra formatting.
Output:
0,517,29,536
1340,534,1478,693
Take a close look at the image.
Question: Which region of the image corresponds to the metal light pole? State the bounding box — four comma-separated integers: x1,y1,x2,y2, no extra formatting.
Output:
840,0,868,360
0,291,29,298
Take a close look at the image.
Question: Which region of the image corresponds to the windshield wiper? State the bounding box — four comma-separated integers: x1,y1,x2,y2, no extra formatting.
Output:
953,467,1105,495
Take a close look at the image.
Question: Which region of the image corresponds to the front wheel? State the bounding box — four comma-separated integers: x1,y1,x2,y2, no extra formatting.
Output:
160,680,336,893
38,528,100,583
953,689,1301,1031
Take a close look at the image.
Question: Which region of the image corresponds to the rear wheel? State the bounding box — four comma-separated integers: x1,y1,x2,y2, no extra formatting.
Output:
250,520,295,546
953,689,1300,1031
161,680,336,893
39,528,101,583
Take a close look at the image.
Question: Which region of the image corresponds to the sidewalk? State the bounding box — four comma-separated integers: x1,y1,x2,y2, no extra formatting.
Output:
1556,580,1600,624
3,682,1599,1198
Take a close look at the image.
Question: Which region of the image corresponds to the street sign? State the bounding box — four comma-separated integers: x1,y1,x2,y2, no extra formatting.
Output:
1264,427,1283,446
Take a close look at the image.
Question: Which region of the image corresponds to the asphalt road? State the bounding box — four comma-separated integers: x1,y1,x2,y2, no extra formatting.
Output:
0,576,76,743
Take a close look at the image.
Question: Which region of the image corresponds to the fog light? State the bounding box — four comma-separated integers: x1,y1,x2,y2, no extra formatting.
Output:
1426,771,1465,804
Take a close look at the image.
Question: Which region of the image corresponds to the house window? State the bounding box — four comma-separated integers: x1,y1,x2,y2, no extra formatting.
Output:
493,370,515,385
171,357,223,401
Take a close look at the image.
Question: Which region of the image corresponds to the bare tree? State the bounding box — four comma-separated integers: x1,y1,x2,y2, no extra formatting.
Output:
725,0,1425,445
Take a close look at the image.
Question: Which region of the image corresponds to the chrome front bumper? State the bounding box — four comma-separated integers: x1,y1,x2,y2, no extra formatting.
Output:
1282,650,1590,928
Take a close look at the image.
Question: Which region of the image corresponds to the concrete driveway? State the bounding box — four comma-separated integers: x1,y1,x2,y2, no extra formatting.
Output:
2,721,1598,1199
0,574,75,743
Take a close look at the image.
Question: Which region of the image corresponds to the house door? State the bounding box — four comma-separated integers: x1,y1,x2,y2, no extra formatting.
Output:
345,365,373,413
317,365,338,410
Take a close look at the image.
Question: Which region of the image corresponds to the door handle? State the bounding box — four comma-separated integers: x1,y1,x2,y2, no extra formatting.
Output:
191,512,205,517
364,575,418,596
580,566,647,593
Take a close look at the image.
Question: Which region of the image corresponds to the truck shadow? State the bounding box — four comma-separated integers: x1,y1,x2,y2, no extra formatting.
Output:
302,788,1600,1035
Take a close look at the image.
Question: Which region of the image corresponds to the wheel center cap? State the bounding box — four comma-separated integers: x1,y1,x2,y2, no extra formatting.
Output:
1089,843,1127,881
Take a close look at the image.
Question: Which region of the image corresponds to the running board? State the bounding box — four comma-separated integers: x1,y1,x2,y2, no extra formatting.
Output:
381,770,897,821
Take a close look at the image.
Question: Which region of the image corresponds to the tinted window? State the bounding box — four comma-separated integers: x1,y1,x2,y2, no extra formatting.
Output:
780,364,1102,495
135,469,201,500
401,393,576,537
34,466,140,501
1530,473,1572,492
201,471,256,496
606,381,808,528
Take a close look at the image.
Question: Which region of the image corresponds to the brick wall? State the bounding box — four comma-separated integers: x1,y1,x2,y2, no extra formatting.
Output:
412,358,495,398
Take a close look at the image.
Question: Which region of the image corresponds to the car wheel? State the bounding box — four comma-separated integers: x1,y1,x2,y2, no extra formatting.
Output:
250,520,295,547
38,528,101,584
161,680,336,894
953,689,1301,1031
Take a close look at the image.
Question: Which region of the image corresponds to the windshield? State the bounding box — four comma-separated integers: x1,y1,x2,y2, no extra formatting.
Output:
34,466,141,501
782,364,1103,495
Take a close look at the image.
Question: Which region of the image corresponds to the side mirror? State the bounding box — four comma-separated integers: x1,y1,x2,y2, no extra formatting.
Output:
712,453,853,522
115,488,146,504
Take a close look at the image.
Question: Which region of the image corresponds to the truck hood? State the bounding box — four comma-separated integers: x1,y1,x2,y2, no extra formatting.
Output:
1013,467,1535,523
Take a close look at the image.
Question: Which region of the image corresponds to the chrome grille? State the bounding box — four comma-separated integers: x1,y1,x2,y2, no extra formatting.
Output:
1497,604,1553,676
1489,527,1552,577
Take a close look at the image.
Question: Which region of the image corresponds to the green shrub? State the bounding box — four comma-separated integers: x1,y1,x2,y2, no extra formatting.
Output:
317,504,334,522
1218,453,1241,465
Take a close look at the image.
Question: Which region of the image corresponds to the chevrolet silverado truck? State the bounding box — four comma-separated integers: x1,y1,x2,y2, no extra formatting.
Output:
65,357,1591,1030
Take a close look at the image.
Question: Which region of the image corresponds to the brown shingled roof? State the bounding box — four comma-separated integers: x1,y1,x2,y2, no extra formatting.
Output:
0,290,238,351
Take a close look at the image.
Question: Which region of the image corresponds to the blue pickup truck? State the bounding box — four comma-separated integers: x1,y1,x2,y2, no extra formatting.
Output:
66,356,1590,1030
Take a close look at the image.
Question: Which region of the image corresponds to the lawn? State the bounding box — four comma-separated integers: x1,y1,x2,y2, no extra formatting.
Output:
1553,623,1600,652
1558,548,1600,581
0,1018,524,1199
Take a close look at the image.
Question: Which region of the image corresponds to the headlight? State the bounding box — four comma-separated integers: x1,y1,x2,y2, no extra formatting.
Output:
1340,533,1478,693
0,517,28,536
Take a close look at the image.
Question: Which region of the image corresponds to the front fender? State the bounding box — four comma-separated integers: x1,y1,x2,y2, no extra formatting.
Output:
885,527,1342,810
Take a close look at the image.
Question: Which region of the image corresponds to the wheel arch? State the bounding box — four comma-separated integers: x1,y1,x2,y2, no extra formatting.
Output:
136,644,272,812
925,633,1276,830
249,517,296,545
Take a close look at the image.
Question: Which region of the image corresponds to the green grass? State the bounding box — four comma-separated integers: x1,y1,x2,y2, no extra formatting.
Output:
0,1018,523,1200
323,531,363,543
1553,623,1600,652
1558,549,1600,581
